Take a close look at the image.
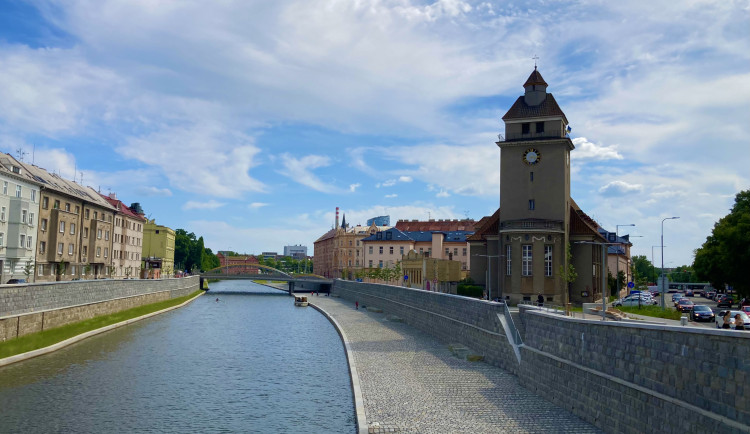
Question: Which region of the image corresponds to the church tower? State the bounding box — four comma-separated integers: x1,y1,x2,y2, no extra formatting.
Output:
497,68,574,305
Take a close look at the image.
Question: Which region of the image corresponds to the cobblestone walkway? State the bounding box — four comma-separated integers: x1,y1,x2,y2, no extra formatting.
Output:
310,296,601,434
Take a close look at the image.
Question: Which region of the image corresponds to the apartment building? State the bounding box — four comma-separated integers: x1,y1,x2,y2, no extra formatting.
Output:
313,220,385,279
18,161,116,281
142,219,175,277
101,193,145,279
0,154,42,282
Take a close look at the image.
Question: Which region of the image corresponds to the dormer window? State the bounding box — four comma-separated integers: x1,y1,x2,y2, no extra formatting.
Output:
11,166,20,174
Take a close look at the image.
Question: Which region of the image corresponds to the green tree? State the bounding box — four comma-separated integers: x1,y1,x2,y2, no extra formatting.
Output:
694,190,750,296
559,243,578,306
632,255,657,283
23,260,34,281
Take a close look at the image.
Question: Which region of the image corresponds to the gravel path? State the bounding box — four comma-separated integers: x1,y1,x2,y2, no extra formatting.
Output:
310,295,601,434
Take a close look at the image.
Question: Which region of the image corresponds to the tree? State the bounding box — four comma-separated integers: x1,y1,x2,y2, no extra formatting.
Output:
23,260,34,281
632,255,657,283
694,190,750,296
559,243,577,307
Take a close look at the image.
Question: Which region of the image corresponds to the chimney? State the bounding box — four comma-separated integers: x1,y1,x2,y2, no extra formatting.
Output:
335,207,340,230
109,192,117,200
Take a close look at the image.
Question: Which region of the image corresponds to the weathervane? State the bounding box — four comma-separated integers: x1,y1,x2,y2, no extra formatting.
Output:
532,55,539,70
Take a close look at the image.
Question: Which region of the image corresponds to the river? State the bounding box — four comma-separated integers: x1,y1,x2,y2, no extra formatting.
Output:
0,280,356,433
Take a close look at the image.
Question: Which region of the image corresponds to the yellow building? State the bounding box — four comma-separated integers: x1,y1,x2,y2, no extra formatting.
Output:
141,219,175,278
401,250,461,294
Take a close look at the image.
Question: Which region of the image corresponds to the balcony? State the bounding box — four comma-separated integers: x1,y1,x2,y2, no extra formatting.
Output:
504,128,567,142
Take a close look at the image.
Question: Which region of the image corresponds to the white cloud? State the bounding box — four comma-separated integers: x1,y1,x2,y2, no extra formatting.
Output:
182,200,225,210
399,176,413,183
135,186,173,197
376,179,397,188
249,202,269,209
571,138,624,161
436,190,450,198
385,193,398,198
349,183,361,192
278,153,341,193
598,181,643,196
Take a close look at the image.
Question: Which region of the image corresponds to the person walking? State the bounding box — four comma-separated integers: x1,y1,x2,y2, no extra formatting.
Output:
537,294,544,307
735,314,745,331
355,301,359,310
723,311,732,329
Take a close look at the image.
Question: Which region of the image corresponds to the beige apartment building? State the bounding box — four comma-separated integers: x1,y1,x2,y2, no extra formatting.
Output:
102,193,145,279
313,213,385,279
18,162,116,281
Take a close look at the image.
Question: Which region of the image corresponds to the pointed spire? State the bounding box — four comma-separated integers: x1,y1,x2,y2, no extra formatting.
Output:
523,68,548,87
341,213,347,229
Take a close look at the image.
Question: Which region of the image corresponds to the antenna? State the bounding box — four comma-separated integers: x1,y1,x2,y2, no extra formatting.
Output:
16,147,27,162
73,163,76,181
80,172,84,185
32,144,35,165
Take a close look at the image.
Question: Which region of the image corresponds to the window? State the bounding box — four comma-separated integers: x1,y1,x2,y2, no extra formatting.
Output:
378,260,383,268
64,203,70,212
535,121,544,133
75,206,80,214
38,264,44,276
349,240,352,246
40,241,46,254
82,246,87,256
84,227,89,238
41,219,47,231
96,247,101,257
400,246,404,255
368,246,373,254
522,123,530,134
2,181,6,194
529,199,535,210
377,246,382,254
545,245,553,277
506,245,512,275
463,248,467,256
522,245,532,276
104,247,108,258
58,243,64,255
389,246,394,254
369,260,373,268
454,248,458,256
70,223,76,235
20,234,25,247
29,212,34,225
30,190,36,202
0,232,4,247
530,172,534,182
94,211,98,220
15,185,21,198
419,248,424,254
54,200,60,209
445,248,449,256
59,221,65,233
105,230,109,241
21,210,27,223
97,229,102,239
27,236,32,249
0,206,5,221
43,196,49,209
71,265,76,276
85,209,90,219
69,244,74,255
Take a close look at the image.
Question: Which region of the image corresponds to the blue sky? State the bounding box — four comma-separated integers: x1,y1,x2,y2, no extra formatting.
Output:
0,0,748,267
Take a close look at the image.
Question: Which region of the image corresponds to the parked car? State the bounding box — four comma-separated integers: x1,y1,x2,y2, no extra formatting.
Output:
672,293,684,305
717,296,735,308
676,299,694,312
614,296,655,307
706,291,716,299
716,310,750,329
6,278,26,284
684,289,694,297
691,305,715,322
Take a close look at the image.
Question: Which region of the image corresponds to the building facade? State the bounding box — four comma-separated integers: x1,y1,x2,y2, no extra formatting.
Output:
313,220,385,279
470,68,607,305
216,252,260,274
142,219,175,277
283,245,308,259
0,154,42,282
102,193,145,279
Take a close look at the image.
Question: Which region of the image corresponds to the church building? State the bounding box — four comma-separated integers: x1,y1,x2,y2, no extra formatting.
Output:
469,68,607,306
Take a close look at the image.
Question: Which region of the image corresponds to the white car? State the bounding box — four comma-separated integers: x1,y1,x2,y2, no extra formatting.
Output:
716,310,750,330
614,296,656,307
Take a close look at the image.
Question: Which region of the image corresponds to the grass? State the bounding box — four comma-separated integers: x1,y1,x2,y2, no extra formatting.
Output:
616,304,683,320
0,290,203,360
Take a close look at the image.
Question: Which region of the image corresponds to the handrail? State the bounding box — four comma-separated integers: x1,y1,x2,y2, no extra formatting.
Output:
502,302,523,345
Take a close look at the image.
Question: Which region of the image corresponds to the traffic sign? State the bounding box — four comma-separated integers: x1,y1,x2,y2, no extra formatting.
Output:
627,281,635,289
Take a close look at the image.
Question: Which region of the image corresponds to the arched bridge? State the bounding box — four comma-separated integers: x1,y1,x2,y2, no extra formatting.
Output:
199,264,332,295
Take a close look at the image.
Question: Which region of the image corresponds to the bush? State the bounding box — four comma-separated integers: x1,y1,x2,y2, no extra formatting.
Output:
457,284,484,298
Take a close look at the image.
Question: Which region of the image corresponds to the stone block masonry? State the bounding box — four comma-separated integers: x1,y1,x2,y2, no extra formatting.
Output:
0,276,199,341
333,280,750,433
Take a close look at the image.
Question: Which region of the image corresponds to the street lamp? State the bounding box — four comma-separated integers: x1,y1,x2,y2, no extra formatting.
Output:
576,241,621,320
660,217,680,308
615,224,635,299
473,254,500,300
651,245,665,285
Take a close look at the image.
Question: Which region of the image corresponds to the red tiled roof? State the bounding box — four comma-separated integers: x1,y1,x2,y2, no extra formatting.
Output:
502,94,569,124
394,219,476,232
100,194,146,221
523,68,548,87
467,209,499,241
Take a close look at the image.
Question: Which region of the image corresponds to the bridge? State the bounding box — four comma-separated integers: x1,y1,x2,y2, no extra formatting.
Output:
199,264,332,295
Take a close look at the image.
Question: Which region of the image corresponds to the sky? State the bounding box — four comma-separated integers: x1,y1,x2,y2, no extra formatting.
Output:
0,0,748,268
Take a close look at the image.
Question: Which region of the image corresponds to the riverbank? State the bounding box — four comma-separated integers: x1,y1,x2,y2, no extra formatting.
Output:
0,290,204,367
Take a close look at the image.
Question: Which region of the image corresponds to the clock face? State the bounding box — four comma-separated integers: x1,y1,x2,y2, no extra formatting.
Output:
523,148,541,165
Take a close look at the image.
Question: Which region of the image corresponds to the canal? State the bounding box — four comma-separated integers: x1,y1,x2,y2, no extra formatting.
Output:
0,280,356,433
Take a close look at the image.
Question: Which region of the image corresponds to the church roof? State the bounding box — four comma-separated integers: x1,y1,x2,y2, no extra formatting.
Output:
502,93,569,124
523,68,548,87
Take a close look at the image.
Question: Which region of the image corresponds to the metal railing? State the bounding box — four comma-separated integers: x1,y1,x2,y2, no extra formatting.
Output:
518,300,579,317
502,302,523,345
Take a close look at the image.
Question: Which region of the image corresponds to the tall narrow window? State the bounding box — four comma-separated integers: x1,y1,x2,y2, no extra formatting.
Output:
29,212,34,225
521,123,530,134
506,245,512,275
27,236,32,249
30,190,36,202
2,181,7,194
15,185,21,198
530,172,534,182
535,121,544,133
522,245,532,276
1,207,5,221
59,221,65,233
529,199,535,210
70,223,76,235
544,245,553,277
21,210,27,223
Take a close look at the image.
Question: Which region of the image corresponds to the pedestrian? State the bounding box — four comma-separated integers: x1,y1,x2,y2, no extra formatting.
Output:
537,294,544,307
215,298,219,302
735,314,745,331
723,311,731,329
355,301,359,310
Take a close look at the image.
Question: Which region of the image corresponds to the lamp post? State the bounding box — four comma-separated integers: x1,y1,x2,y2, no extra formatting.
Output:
651,245,665,285
615,224,635,299
576,241,620,320
474,253,499,300
660,217,680,308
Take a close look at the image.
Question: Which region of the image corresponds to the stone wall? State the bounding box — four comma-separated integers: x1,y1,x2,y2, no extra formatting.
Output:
333,280,519,373
332,280,749,433
0,277,199,341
